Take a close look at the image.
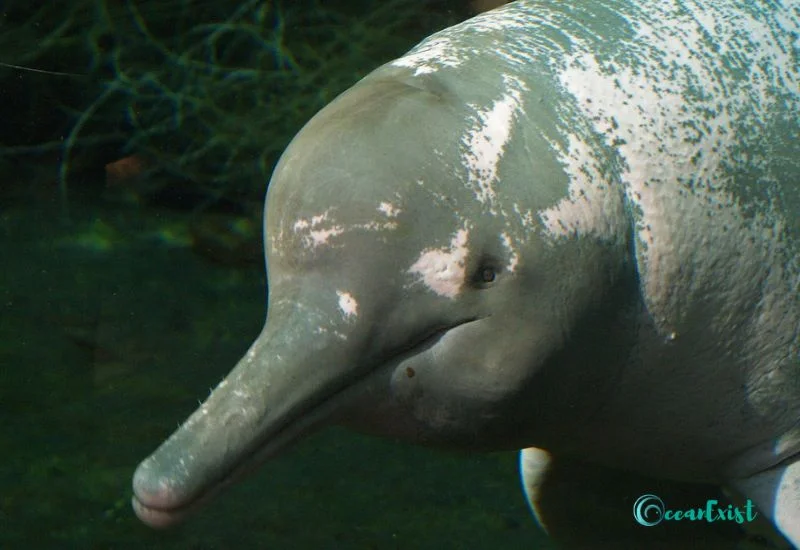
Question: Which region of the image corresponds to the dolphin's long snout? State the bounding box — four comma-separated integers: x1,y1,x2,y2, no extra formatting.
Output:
132,304,366,527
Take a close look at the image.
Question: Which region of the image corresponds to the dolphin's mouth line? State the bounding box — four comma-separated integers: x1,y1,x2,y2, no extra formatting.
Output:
391,316,482,359
133,316,484,526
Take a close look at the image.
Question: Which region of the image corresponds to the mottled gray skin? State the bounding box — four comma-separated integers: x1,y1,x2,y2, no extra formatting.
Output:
133,0,800,546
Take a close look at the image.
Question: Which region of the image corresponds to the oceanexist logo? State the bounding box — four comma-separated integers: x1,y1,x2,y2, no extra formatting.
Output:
633,494,758,527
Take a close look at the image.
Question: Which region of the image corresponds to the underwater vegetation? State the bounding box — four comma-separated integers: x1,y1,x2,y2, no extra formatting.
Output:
0,0,466,211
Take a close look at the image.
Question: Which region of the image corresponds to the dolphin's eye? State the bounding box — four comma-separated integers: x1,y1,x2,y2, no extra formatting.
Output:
472,264,497,287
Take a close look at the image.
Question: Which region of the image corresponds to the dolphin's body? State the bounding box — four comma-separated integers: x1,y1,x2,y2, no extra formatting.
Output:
132,0,800,546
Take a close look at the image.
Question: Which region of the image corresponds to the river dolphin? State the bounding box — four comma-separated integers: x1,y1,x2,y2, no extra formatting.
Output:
132,0,800,546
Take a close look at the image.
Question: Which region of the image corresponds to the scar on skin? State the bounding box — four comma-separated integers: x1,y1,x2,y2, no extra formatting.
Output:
378,202,401,217
408,228,470,298
337,290,358,318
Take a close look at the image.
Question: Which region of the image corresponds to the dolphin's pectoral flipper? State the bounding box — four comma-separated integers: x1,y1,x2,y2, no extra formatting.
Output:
519,447,554,533
730,456,800,548
518,447,550,533
519,448,758,549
